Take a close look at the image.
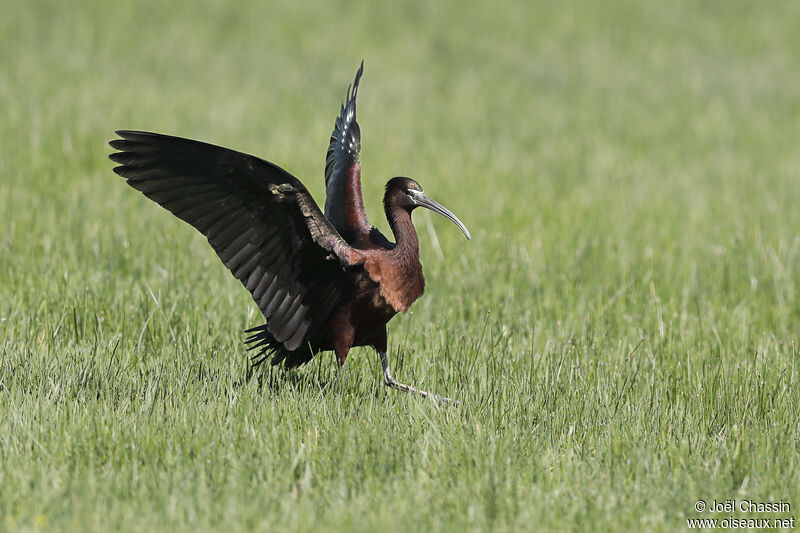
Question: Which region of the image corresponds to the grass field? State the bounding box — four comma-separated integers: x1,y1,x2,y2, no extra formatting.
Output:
2,1,800,531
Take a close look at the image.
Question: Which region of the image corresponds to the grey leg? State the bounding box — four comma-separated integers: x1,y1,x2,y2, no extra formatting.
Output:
334,355,347,391
378,351,456,405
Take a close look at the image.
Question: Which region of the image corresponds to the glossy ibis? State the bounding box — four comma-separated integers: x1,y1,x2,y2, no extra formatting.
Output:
109,62,470,402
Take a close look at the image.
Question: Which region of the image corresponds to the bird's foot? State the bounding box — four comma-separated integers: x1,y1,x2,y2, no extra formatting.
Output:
383,375,458,406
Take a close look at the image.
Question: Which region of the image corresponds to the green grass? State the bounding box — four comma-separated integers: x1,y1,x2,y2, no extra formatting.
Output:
2,0,800,531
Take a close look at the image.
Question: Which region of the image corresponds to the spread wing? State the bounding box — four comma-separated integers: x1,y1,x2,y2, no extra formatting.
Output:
324,61,372,243
109,130,364,360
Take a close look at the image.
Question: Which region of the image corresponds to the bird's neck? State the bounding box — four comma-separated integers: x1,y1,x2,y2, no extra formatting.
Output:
386,205,419,255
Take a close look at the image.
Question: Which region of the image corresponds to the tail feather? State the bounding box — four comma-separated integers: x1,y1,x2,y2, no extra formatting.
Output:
245,324,316,368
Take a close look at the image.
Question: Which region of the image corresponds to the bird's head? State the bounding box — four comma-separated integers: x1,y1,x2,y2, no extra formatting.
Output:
384,177,471,240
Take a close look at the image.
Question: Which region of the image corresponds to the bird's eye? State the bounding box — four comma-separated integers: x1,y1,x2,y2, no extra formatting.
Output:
403,189,411,195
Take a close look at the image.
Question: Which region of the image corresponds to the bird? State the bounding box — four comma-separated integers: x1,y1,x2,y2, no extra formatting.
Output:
109,61,470,402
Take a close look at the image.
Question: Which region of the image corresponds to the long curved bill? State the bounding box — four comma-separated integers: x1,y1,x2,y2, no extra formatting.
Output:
410,191,471,240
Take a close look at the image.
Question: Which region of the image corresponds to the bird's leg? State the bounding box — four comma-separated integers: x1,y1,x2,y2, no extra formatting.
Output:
334,358,343,390
334,352,348,392
378,351,456,405
332,335,352,392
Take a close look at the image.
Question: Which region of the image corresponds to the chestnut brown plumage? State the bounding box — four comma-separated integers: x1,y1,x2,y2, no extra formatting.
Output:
109,62,470,402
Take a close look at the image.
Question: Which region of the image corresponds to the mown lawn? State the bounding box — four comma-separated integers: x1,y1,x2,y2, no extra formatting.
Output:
1,1,799,531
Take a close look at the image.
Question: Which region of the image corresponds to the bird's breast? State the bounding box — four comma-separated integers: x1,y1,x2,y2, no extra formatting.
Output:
363,254,425,314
